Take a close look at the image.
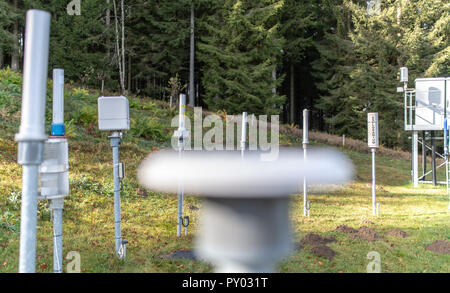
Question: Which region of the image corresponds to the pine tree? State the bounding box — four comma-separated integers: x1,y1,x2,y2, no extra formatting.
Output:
198,0,285,115
0,0,18,68
127,0,191,98
278,0,318,123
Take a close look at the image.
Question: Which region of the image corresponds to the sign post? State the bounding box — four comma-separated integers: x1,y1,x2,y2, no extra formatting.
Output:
368,113,379,216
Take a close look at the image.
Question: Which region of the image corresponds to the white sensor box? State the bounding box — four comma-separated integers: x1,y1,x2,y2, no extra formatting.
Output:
98,96,130,131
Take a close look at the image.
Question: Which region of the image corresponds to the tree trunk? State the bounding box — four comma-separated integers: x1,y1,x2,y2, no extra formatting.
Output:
104,0,111,91
106,0,111,50
272,67,276,96
113,0,125,93
0,48,4,69
188,2,195,107
290,63,294,124
11,0,19,72
127,54,131,93
121,0,126,94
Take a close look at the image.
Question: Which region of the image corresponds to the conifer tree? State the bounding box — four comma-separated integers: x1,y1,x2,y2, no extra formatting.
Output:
198,0,285,115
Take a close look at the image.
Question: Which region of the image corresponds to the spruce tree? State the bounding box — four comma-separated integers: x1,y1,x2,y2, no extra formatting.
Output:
198,0,285,115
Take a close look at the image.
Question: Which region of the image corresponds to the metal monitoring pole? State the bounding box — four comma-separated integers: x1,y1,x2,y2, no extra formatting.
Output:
399,67,419,187
445,118,449,206
368,113,379,216
38,68,70,273
241,112,247,160
413,131,419,187
15,10,51,273
431,131,437,186
303,109,309,217
98,96,130,259
110,132,126,257
51,69,64,274
422,131,427,180
444,81,450,210
174,94,190,237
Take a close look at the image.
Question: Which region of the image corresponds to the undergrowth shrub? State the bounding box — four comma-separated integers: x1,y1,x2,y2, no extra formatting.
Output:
129,115,168,141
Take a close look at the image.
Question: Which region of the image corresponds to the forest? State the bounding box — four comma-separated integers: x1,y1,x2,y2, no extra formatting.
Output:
0,0,448,149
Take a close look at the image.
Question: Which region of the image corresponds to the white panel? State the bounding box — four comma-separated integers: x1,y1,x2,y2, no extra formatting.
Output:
98,96,130,131
368,113,379,148
414,78,446,129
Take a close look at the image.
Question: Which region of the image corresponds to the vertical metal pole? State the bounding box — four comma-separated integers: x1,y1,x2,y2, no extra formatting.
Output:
303,109,309,217
241,112,247,160
110,132,122,254
422,131,426,180
409,90,413,128
51,198,63,273
51,68,65,273
431,131,437,186
413,131,419,187
404,87,407,129
177,94,186,237
16,10,51,273
371,148,376,216
177,144,184,237
19,166,39,272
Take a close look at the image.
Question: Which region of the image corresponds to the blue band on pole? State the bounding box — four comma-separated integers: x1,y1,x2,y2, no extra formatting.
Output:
51,123,65,136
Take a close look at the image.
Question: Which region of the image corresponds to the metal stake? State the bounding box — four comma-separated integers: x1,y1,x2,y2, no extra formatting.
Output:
413,131,419,187
177,142,184,237
175,94,189,237
303,109,309,217
241,112,247,160
19,165,40,273
371,148,377,216
431,131,437,186
422,131,427,180
110,131,125,258
50,198,63,273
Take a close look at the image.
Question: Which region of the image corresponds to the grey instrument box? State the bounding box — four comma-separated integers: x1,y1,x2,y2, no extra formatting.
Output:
98,96,130,131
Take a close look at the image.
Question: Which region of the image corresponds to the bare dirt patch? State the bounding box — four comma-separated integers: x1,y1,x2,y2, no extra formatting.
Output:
187,204,199,211
386,228,408,238
160,250,197,260
349,227,383,242
310,245,337,260
425,240,450,254
294,243,303,251
300,233,336,246
360,219,375,226
334,225,358,234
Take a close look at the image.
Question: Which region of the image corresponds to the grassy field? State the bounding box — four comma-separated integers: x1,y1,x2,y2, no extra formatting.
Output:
0,68,449,273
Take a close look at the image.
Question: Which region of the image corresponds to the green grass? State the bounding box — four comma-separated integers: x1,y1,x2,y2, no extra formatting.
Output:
0,68,449,273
